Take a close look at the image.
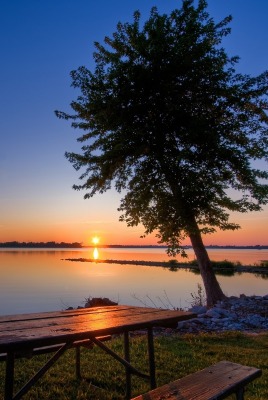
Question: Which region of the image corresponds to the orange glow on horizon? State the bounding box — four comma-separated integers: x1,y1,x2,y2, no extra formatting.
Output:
1,208,268,247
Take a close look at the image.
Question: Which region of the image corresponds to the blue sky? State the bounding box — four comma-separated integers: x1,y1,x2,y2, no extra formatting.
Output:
1,0,268,246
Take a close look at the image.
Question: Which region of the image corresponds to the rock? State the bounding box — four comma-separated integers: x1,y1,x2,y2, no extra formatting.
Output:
190,305,207,315
206,309,221,318
210,307,230,317
84,297,118,308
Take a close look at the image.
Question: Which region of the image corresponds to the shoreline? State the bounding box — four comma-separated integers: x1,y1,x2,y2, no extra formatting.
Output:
64,257,268,275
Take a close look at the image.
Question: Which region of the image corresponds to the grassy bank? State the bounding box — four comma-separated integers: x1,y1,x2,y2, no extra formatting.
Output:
0,332,267,399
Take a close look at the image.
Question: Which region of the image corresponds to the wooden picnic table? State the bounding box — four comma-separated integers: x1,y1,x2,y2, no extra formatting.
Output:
0,305,195,400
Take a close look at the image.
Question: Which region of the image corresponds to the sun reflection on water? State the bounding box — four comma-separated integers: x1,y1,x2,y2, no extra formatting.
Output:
93,247,99,260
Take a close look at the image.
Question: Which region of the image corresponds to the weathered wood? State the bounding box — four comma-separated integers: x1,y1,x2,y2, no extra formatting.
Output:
0,306,195,400
131,361,262,400
0,306,195,353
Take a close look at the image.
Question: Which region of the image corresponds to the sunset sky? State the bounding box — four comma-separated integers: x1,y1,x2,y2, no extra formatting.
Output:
1,0,268,247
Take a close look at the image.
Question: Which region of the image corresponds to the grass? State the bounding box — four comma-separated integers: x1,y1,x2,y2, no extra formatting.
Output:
260,260,268,268
0,332,267,399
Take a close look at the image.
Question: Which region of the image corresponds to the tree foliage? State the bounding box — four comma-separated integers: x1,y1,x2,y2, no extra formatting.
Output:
56,0,268,302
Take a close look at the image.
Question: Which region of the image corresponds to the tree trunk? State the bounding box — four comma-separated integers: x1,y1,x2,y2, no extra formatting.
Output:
189,225,226,307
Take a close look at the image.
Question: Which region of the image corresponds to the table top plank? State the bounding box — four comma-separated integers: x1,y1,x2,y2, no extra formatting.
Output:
0,307,194,332
0,305,131,323
0,306,195,352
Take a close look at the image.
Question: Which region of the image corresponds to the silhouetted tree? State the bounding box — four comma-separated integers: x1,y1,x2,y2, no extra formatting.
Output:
56,0,268,306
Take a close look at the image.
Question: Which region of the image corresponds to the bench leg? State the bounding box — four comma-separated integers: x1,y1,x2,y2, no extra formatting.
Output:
236,387,245,400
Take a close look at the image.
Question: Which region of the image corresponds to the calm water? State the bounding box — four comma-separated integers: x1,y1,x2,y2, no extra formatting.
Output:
0,248,267,315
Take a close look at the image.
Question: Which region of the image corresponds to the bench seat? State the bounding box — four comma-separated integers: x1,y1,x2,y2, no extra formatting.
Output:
131,361,262,400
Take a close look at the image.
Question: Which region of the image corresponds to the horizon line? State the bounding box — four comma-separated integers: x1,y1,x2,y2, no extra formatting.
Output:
0,241,268,249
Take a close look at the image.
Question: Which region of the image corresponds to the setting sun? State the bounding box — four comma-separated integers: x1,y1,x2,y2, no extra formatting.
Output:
92,236,100,245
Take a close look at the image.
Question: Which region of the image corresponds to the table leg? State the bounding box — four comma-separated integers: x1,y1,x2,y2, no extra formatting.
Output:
147,327,156,389
11,342,72,400
124,332,131,399
5,351,15,400
76,346,81,380
236,387,245,400
90,336,148,379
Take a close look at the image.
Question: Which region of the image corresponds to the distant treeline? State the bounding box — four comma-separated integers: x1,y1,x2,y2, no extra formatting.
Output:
205,245,268,249
0,241,83,248
0,242,268,249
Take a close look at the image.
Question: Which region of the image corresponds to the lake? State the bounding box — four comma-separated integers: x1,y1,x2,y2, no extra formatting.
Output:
0,247,267,315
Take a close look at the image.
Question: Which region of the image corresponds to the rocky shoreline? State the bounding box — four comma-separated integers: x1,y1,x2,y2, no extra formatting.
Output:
174,294,268,334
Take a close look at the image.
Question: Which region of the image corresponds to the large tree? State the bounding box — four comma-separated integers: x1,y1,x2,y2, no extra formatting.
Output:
56,0,268,306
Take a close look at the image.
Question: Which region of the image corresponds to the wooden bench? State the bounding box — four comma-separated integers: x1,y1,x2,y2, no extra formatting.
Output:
0,335,111,380
131,361,262,400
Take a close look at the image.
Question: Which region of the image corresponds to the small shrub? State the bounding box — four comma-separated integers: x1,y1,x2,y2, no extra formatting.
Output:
167,259,179,271
168,259,179,265
260,260,268,268
190,283,206,307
